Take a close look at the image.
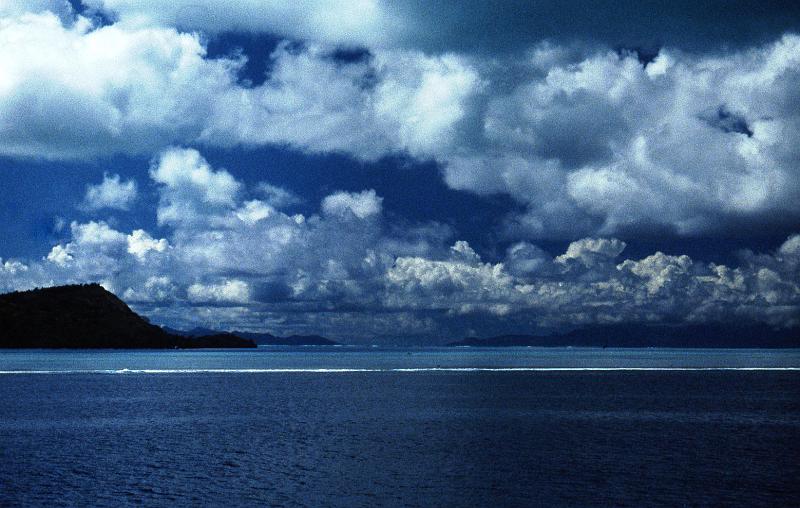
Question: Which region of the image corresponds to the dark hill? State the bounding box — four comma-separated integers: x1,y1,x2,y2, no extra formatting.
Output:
448,323,800,348
0,284,256,349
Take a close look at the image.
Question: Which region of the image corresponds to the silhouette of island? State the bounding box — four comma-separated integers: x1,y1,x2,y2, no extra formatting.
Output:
0,284,256,349
164,326,338,346
447,323,800,348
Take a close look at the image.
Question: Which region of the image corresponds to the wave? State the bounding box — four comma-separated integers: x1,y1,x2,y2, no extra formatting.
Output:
0,367,798,374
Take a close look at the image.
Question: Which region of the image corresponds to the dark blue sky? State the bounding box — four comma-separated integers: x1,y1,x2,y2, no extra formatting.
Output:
0,1,798,341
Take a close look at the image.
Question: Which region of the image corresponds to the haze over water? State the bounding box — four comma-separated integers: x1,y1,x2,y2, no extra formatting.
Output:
1,348,798,506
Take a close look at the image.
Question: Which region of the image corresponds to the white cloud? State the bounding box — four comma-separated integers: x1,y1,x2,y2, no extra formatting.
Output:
235,200,274,224
0,8,797,239
187,280,251,305
439,38,800,238
0,11,239,159
0,12,481,162
122,276,176,303
46,244,72,266
385,241,517,315
150,147,241,225
2,146,798,335
126,229,168,260
83,0,400,47
322,189,383,219
70,220,126,246
202,42,480,160
1,258,28,274
255,183,302,209
556,238,627,267
83,173,137,210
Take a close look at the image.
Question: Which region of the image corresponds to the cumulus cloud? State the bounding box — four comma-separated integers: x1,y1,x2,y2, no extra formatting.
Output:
556,238,627,268
150,147,241,225
3,7,797,238
126,230,168,260
1,4,799,339
1,258,28,274
122,276,176,303
443,37,800,239
201,42,480,160
83,173,137,210
187,280,251,305
0,11,241,159
322,189,382,219
0,12,479,162
1,147,797,338
3,5,797,237
386,235,800,329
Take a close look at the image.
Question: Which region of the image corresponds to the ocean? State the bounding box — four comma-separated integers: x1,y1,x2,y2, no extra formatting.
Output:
1,347,798,506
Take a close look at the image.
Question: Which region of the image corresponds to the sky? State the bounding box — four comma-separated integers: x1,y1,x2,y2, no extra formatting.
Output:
0,0,799,343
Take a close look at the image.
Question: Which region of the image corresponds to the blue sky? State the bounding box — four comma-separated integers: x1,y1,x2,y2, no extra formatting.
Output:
0,1,799,342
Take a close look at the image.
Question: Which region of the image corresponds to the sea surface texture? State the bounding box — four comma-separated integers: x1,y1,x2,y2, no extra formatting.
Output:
1,348,798,506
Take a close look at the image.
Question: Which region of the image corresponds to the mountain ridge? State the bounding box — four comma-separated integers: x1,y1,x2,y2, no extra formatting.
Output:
447,323,800,348
166,327,339,346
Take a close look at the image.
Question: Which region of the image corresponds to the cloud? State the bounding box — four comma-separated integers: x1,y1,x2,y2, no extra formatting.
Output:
441,37,800,238
322,189,382,219
779,234,800,257
45,245,72,267
0,13,479,161
82,0,800,54
201,42,480,160
83,173,137,210
1,147,797,338
187,279,251,305
556,238,627,268
70,220,126,245
122,275,176,303
0,11,239,159
150,147,241,225
386,240,515,315
4,8,796,239
82,0,400,48
1,258,28,274
255,182,302,209
1,3,799,339
385,234,800,329
126,229,168,261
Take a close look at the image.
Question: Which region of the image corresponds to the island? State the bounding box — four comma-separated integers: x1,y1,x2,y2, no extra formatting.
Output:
166,327,339,346
447,323,800,348
0,284,256,349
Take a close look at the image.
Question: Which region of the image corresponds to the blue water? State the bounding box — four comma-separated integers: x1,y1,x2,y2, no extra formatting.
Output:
1,348,799,506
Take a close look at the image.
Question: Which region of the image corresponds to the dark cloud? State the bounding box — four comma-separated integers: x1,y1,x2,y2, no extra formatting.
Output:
388,0,800,54
700,106,754,137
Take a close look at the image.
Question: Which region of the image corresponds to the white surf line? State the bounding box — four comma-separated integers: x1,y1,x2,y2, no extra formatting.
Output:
0,367,799,374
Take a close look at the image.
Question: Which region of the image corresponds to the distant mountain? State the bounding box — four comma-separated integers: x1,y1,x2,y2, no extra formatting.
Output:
448,323,800,348
0,284,256,349
234,331,338,346
185,333,256,349
167,327,338,345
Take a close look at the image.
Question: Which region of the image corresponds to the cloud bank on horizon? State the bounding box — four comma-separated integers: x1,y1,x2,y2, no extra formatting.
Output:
0,1,798,340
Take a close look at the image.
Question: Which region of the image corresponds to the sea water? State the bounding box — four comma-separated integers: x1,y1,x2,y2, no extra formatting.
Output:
1,347,798,506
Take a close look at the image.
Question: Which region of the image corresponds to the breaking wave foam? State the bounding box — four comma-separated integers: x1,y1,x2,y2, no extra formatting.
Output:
0,367,798,375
